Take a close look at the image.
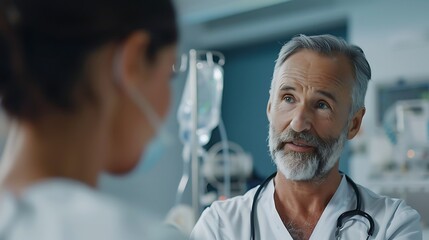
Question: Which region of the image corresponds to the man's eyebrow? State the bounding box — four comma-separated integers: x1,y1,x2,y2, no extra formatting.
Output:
279,85,295,92
317,90,337,103
278,85,338,103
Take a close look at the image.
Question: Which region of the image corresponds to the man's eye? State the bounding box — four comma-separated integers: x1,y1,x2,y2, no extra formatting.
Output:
284,96,295,103
317,101,330,109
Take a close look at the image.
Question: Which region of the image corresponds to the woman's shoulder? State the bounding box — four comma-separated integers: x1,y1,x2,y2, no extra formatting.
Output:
0,179,185,240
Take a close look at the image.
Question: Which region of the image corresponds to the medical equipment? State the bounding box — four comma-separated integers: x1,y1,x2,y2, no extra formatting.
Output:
250,172,375,240
203,141,253,199
383,99,429,172
175,50,228,219
177,51,225,147
374,99,429,229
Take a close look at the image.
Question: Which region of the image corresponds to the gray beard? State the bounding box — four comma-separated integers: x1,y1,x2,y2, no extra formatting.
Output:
268,125,347,181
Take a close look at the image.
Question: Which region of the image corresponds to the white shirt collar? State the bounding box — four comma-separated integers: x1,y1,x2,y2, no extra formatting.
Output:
260,174,356,239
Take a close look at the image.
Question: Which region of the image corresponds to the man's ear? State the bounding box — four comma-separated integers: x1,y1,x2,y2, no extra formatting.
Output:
114,31,151,88
267,99,272,122
347,107,365,139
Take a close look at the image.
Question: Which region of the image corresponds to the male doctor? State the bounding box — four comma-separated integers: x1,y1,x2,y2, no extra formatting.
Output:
190,34,422,240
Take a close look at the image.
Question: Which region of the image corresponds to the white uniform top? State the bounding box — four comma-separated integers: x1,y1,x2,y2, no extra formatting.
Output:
0,179,186,240
191,175,422,240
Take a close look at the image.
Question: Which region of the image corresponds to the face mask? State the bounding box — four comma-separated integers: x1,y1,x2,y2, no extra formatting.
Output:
112,47,173,173
137,125,172,173
123,85,173,173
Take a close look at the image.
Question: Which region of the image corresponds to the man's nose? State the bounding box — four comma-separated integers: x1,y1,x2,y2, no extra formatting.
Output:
290,105,312,132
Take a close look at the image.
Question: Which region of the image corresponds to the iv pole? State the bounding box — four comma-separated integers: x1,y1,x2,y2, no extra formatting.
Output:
188,49,200,220
175,49,226,220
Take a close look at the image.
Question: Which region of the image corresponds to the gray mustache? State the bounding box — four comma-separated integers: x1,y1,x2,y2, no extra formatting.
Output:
276,130,329,151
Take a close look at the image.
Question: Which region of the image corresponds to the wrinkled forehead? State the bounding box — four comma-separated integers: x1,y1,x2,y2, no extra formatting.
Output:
272,49,355,93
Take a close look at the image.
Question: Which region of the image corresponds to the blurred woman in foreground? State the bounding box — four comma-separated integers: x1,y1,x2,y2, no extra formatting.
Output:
0,0,184,239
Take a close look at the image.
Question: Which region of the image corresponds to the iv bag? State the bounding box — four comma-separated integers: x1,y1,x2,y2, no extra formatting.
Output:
177,61,224,147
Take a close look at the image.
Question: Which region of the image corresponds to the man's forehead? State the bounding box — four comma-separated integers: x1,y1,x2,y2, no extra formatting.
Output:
273,50,355,90
283,49,352,71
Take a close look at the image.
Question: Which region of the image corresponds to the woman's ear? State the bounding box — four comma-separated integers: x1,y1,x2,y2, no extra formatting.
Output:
347,107,365,139
113,31,151,88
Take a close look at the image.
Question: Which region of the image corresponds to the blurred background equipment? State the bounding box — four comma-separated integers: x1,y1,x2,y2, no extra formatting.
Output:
203,141,253,202
383,99,429,173
351,80,429,233
174,49,230,224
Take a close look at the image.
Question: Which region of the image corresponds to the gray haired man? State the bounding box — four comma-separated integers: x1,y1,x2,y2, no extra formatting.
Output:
190,34,421,240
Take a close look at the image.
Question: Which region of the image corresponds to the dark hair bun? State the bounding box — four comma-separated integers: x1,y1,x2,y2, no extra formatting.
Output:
0,6,29,117
0,0,177,120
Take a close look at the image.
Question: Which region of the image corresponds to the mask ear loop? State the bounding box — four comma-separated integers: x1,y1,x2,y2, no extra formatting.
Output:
112,46,172,145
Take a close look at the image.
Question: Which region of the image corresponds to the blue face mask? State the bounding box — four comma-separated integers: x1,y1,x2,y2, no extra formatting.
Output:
123,83,173,174
112,48,173,174
138,126,172,173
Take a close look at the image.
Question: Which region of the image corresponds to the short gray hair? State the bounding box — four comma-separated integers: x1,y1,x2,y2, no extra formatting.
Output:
270,34,371,117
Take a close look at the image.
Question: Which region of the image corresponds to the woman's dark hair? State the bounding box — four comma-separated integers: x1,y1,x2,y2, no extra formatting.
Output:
0,0,178,119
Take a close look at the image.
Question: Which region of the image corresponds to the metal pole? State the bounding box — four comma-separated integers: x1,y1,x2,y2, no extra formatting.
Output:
189,49,200,220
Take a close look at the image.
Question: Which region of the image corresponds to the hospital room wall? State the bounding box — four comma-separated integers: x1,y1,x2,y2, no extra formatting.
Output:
348,0,429,148
342,0,429,182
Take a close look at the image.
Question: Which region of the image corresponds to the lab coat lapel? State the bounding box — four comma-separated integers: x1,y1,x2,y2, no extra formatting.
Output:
260,180,294,240
309,175,354,239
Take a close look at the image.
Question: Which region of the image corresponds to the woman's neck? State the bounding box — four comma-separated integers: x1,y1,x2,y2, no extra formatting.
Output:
0,109,111,194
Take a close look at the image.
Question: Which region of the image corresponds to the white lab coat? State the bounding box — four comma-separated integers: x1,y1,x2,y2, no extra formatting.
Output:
0,179,186,240
191,175,422,240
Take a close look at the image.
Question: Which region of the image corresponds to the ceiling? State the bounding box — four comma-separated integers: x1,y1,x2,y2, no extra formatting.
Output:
173,0,293,24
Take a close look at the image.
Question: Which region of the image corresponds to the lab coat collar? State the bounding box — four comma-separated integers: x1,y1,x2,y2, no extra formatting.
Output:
261,174,354,239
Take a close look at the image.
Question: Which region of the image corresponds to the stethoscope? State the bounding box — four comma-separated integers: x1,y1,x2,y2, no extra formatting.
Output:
250,172,375,240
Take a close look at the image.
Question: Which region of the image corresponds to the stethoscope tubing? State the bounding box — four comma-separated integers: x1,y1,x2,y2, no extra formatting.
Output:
250,172,375,240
